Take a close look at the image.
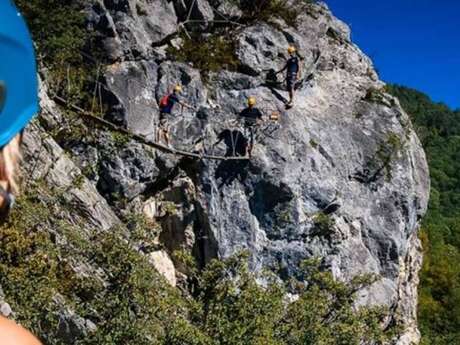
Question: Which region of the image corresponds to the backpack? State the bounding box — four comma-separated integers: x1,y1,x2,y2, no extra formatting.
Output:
159,94,170,109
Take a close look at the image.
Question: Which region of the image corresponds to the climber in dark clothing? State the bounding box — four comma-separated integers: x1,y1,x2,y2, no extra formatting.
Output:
276,46,301,107
239,97,263,158
157,84,193,147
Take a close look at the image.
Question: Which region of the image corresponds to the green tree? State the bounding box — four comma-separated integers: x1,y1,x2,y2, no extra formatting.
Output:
387,84,460,344
0,183,395,344
15,0,101,107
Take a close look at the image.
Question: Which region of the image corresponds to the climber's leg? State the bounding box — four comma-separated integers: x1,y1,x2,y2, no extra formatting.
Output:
247,126,255,158
158,115,171,146
164,128,171,147
286,72,297,106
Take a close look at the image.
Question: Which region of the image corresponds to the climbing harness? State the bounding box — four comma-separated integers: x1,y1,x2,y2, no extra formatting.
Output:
269,111,280,122
0,1,39,148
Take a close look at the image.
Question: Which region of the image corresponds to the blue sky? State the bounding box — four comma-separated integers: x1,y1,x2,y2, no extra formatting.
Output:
326,0,460,110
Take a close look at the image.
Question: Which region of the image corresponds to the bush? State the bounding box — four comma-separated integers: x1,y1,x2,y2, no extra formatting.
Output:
169,0,316,76
0,181,193,345
167,34,240,78
1,181,397,344
375,132,405,180
235,0,315,27
15,0,85,67
190,255,395,345
15,0,101,108
312,212,335,239
387,85,460,344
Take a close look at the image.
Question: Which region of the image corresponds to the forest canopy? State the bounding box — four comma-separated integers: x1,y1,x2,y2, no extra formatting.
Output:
387,85,460,345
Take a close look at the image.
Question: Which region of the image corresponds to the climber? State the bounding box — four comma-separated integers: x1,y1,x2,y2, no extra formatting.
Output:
238,97,263,158
0,1,42,344
157,84,194,147
276,45,301,107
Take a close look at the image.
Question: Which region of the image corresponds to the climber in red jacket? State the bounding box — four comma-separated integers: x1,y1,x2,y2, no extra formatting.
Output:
157,84,194,147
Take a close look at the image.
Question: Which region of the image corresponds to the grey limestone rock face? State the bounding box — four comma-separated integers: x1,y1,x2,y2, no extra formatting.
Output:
23,80,121,232
236,23,292,76
174,0,215,24
0,301,12,317
97,140,161,200
104,60,158,135
29,1,430,343
53,294,97,343
87,0,178,60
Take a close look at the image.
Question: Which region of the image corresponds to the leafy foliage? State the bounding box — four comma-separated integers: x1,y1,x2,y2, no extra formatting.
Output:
375,132,405,180
167,34,241,78
15,0,85,66
0,181,188,345
178,254,395,345
223,0,317,26
15,0,102,108
168,0,316,76
235,0,315,27
0,180,395,344
312,212,335,238
387,84,460,344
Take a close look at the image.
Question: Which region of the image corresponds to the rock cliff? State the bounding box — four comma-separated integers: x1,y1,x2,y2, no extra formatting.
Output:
19,1,430,343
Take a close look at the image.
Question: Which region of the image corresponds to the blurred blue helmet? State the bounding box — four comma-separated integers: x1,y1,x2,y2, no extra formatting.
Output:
0,1,39,148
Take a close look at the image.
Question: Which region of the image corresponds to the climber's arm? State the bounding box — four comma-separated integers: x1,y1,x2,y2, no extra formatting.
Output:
0,316,42,345
179,100,195,110
276,62,288,75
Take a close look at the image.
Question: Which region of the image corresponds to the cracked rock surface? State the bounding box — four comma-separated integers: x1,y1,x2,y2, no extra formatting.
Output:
26,1,430,343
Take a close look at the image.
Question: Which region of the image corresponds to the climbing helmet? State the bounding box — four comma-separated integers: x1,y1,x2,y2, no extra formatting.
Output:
247,97,256,106
0,0,39,148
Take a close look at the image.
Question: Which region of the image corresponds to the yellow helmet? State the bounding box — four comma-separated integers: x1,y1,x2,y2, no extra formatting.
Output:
287,46,296,54
247,97,256,106
174,84,182,93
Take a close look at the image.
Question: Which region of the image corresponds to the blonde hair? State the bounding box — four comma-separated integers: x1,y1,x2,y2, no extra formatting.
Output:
0,134,21,195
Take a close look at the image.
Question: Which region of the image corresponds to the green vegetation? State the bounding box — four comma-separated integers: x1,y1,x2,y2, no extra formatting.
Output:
16,0,101,108
0,181,191,345
309,138,318,148
15,0,85,67
364,87,394,107
312,212,335,238
234,0,315,27
0,181,396,344
387,85,460,344
162,201,178,215
375,132,405,180
167,34,240,77
110,131,131,148
168,0,315,76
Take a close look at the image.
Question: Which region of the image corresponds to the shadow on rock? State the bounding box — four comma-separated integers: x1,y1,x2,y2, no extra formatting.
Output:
214,129,248,157
215,159,250,189
263,70,289,105
212,129,251,188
